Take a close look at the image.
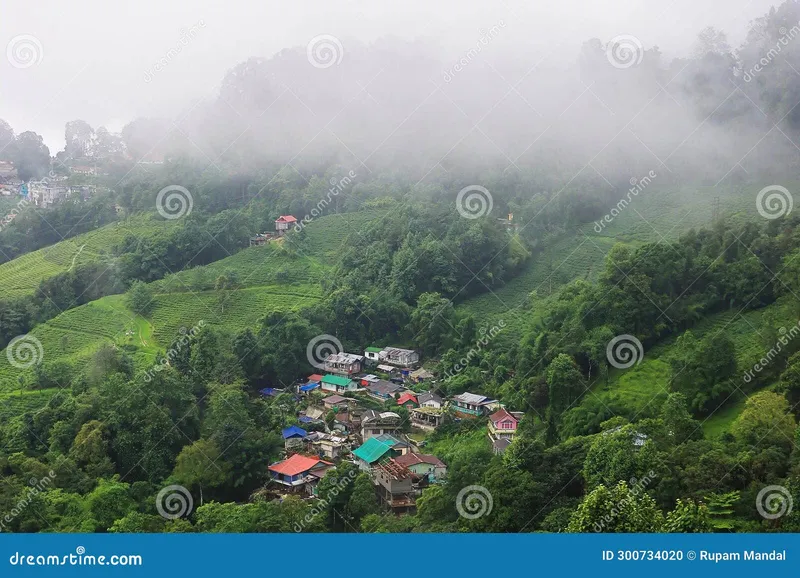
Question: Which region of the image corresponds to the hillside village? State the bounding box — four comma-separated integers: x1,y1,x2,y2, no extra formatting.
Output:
0,159,101,207
263,345,524,514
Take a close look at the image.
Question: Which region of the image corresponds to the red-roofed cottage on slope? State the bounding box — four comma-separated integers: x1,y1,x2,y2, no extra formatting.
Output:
275,215,297,236
268,454,333,495
487,408,525,454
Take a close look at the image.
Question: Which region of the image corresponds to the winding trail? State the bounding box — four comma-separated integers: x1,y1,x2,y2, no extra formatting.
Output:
67,244,86,272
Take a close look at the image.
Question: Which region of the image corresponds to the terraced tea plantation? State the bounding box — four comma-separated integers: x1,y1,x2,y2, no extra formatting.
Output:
151,244,327,293
149,285,322,343
457,182,768,346
0,295,150,394
0,214,175,299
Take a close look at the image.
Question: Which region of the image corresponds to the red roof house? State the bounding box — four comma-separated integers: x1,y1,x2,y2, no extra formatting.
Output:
394,452,447,481
396,392,419,408
275,215,298,235
268,454,333,492
488,408,523,449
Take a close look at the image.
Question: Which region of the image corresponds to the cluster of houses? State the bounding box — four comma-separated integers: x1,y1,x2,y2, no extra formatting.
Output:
264,345,525,515
0,161,22,197
0,160,98,207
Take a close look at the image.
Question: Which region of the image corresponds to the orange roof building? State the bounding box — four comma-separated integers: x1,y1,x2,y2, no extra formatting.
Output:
269,454,332,488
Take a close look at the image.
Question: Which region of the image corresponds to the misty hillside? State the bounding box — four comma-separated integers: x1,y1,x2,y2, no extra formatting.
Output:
3,0,800,542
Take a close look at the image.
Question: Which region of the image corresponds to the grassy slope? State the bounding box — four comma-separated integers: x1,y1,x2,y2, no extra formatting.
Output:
459,183,762,324
0,185,785,430
0,214,174,299
458,182,792,435
0,210,384,419
577,297,798,438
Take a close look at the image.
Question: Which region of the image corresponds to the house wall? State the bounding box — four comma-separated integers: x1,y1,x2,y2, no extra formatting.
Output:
408,463,447,479
452,402,485,417
375,471,413,494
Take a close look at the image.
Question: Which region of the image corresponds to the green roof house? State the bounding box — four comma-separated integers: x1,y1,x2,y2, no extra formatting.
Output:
364,346,383,362
320,374,356,393
352,437,400,471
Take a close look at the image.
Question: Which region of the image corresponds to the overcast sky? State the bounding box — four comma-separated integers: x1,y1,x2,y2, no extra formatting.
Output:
0,0,780,152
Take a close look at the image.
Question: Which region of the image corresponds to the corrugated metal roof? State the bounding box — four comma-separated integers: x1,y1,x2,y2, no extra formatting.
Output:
282,425,308,439
352,438,394,463
269,454,329,476
321,374,353,387
453,392,493,405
